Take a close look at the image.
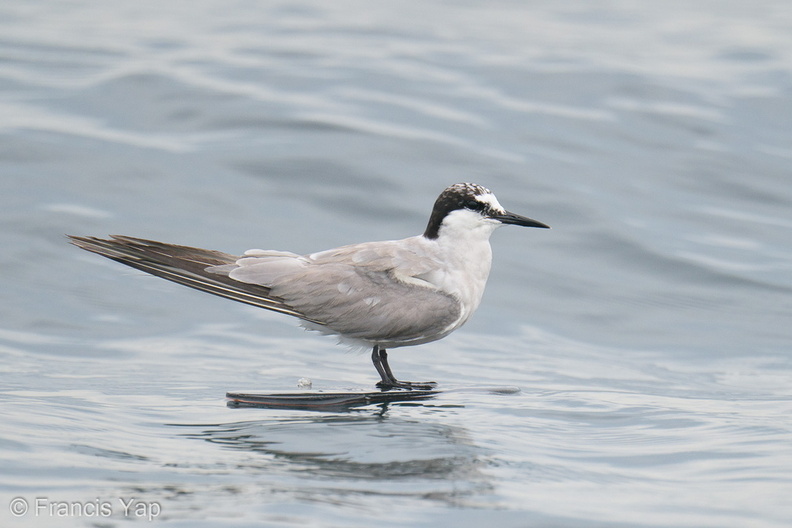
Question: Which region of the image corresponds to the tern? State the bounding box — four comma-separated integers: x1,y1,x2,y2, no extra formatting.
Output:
69,183,549,390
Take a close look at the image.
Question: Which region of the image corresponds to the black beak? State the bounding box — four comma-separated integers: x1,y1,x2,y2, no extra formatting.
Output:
492,210,550,229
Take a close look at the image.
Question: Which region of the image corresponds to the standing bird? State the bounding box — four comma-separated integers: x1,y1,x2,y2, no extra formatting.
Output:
69,183,549,390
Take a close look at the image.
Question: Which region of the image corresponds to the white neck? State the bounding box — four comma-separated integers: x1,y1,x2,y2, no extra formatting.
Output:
423,209,502,327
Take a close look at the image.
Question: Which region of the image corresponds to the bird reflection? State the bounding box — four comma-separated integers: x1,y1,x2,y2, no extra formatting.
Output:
172,412,493,505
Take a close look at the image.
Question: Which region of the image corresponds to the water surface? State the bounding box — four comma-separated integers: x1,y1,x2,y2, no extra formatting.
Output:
1,1,791,527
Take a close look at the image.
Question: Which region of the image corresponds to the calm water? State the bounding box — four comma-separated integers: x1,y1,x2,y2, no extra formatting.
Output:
2,1,791,526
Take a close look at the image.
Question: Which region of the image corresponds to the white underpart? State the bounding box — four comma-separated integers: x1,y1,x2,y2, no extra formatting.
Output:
413,202,504,336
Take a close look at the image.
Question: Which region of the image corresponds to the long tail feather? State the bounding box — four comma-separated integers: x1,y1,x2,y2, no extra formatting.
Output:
68,235,321,324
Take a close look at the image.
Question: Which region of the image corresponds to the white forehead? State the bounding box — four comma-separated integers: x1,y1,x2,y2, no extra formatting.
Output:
476,192,506,213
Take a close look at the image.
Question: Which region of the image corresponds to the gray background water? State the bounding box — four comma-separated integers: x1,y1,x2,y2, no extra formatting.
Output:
1,1,791,526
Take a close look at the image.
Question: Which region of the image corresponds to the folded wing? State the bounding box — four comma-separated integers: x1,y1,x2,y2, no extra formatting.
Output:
224,239,461,345
69,235,461,346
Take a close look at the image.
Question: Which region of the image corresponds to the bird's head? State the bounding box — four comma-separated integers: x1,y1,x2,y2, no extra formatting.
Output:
423,183,549,240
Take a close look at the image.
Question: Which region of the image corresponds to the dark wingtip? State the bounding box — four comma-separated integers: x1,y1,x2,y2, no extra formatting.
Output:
66,234,94,248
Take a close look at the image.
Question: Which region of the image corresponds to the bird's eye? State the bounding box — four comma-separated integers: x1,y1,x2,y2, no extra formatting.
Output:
464,199,484,211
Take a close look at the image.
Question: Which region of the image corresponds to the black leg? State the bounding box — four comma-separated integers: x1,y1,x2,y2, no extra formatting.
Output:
371,345,437,391
371,345,394,386
378,347,397,381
